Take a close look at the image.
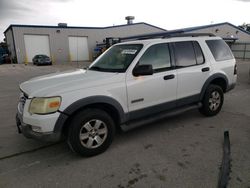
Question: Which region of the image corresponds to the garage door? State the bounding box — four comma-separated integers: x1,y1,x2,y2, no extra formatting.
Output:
68,36,89,61
24,35,50,62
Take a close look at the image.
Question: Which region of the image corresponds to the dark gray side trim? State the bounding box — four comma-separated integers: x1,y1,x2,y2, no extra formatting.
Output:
129,100,176,121
176,94,200,107
199,73,229,100
53,96,126,133
128,94,200,122
53,113,68,133
121,103,202,132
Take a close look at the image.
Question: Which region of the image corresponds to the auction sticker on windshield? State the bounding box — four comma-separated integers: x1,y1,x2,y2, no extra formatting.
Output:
121,49,138,55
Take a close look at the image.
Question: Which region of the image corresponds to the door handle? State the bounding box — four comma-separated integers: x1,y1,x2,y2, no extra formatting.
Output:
202,67,210,72
163,74,175,80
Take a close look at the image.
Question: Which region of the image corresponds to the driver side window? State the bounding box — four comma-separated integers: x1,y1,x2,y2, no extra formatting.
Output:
138,43,171,72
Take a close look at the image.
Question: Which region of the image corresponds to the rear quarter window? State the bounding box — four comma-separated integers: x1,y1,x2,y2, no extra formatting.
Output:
206,40,234,61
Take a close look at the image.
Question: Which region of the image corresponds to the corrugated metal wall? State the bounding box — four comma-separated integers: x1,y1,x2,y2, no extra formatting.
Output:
7,23,250,63
187,24,250,42
5,29,16,61
10,24,164,64
186,24,250,59
231,43,250,59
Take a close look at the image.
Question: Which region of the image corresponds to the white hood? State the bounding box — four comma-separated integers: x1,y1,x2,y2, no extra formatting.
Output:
20,69,121,97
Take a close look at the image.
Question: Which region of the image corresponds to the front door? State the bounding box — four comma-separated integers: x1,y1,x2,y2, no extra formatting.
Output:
126,43,177,120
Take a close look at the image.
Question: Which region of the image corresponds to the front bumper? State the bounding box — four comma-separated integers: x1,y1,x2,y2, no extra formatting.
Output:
16,113,62,142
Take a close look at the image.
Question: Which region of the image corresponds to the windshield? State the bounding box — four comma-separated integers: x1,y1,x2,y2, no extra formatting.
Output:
89,44,143,72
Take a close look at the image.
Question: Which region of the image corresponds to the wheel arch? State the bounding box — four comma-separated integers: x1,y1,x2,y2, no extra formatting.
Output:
53,96,127,135
200,73,228,101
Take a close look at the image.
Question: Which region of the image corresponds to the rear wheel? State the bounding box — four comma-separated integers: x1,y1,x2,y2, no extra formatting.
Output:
199,84,224,116
67,109,115,157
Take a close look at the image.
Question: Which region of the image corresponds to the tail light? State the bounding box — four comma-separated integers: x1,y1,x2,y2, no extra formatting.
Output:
234,64,237,75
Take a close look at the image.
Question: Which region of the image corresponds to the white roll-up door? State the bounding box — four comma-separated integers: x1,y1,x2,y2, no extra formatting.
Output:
68,36,89,61
24,35,50,62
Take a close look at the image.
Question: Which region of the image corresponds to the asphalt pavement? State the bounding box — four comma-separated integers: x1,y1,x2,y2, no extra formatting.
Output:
0,61,249,188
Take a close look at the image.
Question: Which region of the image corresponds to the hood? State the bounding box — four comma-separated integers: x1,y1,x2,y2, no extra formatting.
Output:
20,69,120,97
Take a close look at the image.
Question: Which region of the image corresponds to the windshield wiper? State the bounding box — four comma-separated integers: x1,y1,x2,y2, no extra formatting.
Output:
89,66,124,73
89,66,102,71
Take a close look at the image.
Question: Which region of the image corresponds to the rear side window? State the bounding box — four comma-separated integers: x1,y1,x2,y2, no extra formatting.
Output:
173,41,204,67
206,40,233,61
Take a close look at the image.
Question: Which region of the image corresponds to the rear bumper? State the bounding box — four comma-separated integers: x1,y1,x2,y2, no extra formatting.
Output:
16,113,62,142
226,83,236,92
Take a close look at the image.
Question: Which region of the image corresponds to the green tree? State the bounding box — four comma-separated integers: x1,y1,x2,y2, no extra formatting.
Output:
238,23,250,32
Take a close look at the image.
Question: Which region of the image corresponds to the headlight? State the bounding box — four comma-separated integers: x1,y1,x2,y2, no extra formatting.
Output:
29,97,61,114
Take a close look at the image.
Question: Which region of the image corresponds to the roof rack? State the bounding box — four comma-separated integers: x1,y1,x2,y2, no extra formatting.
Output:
120,30,184,41
95,32,216,52
162,33,215,38
120,31,215,42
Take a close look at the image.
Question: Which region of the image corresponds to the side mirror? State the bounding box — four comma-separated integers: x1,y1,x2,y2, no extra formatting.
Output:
133,64,153,77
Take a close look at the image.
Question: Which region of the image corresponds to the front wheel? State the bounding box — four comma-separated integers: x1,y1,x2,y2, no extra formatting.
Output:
199,84,224,116
67,109,115,157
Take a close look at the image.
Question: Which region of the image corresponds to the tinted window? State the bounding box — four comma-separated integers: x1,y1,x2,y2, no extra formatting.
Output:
206,40,233,61
138,43,171,72
174,41,196,67
193,42,205,64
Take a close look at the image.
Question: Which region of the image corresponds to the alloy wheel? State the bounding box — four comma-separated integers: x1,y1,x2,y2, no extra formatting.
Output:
208,91,221,111
79,119,108,149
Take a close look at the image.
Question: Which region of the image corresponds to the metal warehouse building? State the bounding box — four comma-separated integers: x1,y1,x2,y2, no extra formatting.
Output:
124,22,250,59
177,22,250,59
4,21,250,64
4,22,166,64
181,22,250,42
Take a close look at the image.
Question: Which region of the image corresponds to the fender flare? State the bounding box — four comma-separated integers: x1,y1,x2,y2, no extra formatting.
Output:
53,96,126,133
199,73,229,101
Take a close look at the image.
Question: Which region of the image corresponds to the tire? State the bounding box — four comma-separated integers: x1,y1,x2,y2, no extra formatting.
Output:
199,84,224,116
67,109,115,157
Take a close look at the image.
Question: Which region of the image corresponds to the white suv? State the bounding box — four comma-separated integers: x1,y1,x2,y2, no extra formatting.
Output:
16,34,237,156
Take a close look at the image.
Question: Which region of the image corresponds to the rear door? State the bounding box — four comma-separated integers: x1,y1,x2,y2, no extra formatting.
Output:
173,41,210,106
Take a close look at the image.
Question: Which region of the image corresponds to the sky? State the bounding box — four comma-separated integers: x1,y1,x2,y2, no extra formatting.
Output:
0,0,250,42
